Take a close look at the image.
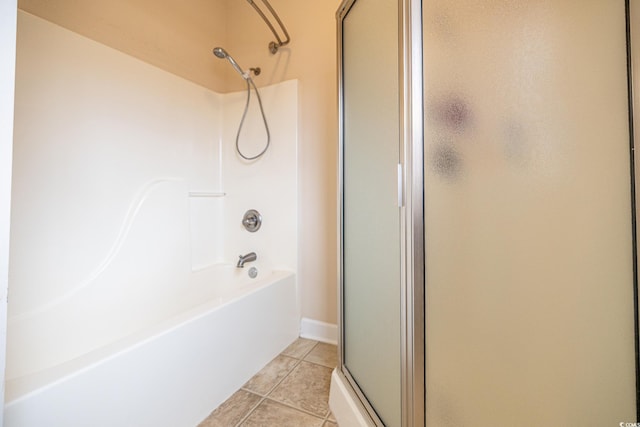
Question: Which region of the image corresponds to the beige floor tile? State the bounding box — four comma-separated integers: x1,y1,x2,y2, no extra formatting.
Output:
243,354,299,395
240,399,324,427
281,338,318,359
323,421,338,427
268,361,333,417
198,389,261,427
303,342,338,368
327,411,337,422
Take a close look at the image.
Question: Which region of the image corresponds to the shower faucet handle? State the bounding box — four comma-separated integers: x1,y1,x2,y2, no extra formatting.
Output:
242,209,262,232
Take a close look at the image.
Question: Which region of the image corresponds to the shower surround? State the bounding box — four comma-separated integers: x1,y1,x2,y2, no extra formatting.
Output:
7,11,298,425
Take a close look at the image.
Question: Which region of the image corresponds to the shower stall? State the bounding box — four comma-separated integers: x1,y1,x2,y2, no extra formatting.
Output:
332,0,640,425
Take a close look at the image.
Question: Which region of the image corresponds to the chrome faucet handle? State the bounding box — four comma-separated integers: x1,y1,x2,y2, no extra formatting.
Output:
242,209,262,232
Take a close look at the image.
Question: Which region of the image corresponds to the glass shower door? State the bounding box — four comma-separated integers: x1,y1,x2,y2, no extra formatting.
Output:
423,1,637,425
340,0,402,425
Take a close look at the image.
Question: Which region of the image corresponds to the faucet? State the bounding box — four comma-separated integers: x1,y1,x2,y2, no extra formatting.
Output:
237,252,257,268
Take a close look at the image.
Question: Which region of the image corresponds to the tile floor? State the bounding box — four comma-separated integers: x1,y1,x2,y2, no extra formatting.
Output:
198,338,338,427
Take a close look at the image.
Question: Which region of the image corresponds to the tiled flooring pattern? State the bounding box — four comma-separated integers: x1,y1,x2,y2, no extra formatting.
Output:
198,338,338,427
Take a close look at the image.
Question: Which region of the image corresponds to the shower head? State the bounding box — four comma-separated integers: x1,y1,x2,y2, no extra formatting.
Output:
212,47,248,80
213,47,227,59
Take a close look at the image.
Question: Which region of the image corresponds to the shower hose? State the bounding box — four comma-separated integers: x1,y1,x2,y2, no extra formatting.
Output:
236,77,271,161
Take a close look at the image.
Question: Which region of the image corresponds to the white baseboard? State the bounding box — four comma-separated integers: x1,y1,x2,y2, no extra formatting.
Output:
299,318,338,345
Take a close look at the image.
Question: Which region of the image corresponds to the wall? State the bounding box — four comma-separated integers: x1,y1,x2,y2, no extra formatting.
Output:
9,11,298,379
222,81,298,274
11,11,221,317
227,0,340,327
18,0,229,93
10,11,220,377
1,0,18,418
17,0,341,331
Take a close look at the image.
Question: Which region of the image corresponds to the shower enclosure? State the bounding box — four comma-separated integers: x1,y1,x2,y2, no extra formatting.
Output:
335,0,639,425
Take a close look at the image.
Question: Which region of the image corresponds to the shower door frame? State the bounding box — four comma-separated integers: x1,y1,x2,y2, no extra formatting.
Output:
336,0,425,425
630,0,640,419
417,0,640,422
339,0,640,424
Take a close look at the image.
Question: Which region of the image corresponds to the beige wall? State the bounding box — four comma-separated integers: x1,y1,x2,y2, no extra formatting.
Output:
18,0,229,93
16,0,340,325
226,0,340,324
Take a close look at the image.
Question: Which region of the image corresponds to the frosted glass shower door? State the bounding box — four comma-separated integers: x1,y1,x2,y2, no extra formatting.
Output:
424,1,637,425
340,0,402,425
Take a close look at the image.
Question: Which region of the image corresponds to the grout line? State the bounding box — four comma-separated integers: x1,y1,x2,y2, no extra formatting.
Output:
260,341,319,396
299,340,319,358
234,394,266,427
206,339,337,426
239,352,306,398
258,340,336,422
261,396,328,422
260,353,306,396
282,341,318,361
235,340,320,426
300,358,337,369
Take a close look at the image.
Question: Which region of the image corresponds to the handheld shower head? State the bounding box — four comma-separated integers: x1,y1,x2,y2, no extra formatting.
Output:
213,46,270,161
212,47,227,59
212,47,248,80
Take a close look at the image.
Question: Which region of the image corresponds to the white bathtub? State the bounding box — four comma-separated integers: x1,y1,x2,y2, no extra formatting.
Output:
4,267,299,427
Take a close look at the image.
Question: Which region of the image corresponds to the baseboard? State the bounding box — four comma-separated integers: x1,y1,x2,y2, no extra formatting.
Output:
299,318,338,345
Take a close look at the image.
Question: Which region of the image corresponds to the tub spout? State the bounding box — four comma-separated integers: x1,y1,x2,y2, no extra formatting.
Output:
237,252,257,268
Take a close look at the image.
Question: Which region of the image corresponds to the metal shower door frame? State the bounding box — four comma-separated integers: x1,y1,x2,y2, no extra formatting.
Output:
339,0,640,424
336,0,425,425
628,0,640,418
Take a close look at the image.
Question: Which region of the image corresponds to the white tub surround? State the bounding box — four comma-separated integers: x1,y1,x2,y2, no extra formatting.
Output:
8,11,299,426
5,269,298,427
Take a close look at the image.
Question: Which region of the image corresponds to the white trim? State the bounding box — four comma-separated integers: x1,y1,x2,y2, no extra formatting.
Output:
329,369,374,427
299,318,338,345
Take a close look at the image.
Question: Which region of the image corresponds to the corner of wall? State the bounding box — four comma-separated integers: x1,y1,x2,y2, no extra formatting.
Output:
0,0,18,417
300,318,337,345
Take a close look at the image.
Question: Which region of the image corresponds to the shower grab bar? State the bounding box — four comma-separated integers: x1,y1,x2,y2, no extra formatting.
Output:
246,0,291,54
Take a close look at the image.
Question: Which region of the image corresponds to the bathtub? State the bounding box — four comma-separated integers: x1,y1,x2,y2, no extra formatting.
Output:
4,266,299,427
